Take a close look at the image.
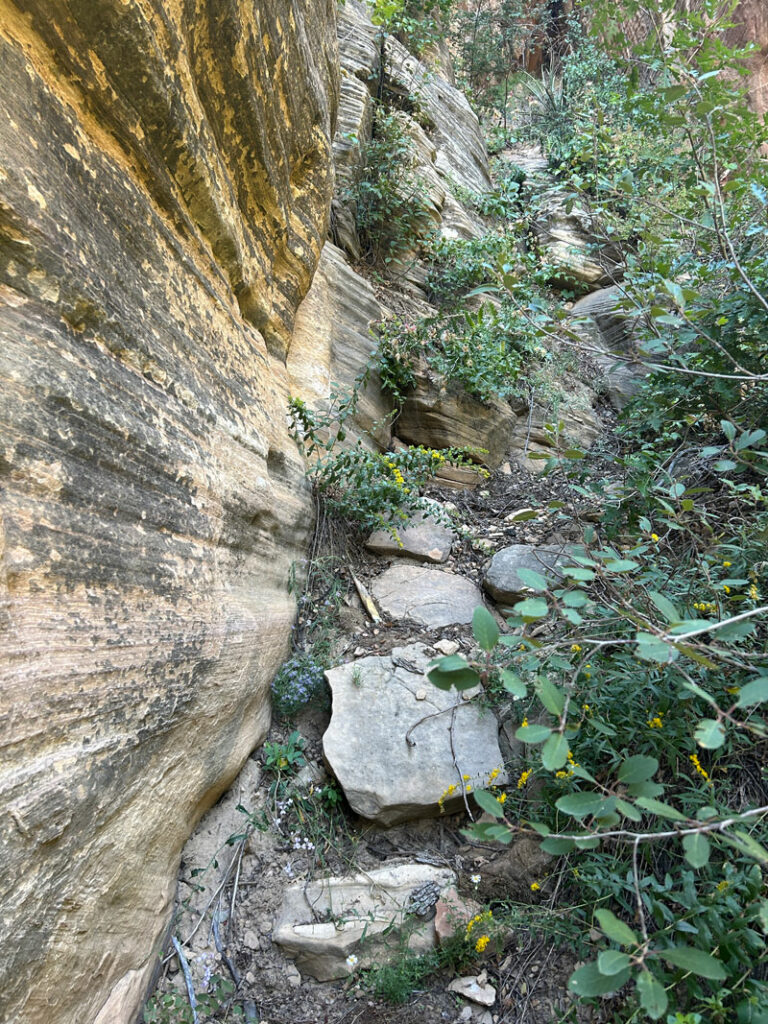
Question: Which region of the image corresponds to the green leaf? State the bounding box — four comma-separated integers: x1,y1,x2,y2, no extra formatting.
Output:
516,567,549,591
563,590,589,607
682,832,711,868
501,669,526,698
626,780,664,798
721,420,737,441
648,590,680,623
513,597,549,619
663,84,688,101
694,718,726,749
540,835,576,854
536,678,565,716
617,798,642,822
636,632,677,664
556,792,606,818
473,789,506,819
603,559,639,573
618,755,659,785
515,724,552,744
598,950,631,976
562,608,584,625
736,677,768,707
635,797,685,821
724,830,768,865
472,606,499,653
756,901,768,933
541,732,569,771
563,566,595,582
427,656,480,692
661,946,726,980
568,961,631,997
636,971,668,1020
595,909,639,947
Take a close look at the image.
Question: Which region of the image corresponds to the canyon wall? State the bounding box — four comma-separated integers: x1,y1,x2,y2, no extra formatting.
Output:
0,2,338,1021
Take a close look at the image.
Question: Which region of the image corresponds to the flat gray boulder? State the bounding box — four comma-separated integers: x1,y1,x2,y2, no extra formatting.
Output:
273,861,455,980
483,544,570,604
371,564,483,627
366,512,455,564
323,644,507,825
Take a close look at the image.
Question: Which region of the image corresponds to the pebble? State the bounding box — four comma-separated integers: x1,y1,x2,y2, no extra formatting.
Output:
434,639,459,656
415,688,427,700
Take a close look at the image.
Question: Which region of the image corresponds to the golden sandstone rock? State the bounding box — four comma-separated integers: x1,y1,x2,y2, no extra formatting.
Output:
0,2,337,1021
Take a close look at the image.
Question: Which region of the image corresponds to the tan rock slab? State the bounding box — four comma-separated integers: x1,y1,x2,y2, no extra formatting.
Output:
323,644,507,825
273,861,455,981
366,512,455,563
371,565,483,628
447,975,497,1007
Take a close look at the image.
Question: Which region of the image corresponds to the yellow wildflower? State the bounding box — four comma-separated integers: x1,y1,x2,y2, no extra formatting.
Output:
530,882,541,892
517,769,533,790
723,584,731,594
555,770,569,779
475,934,490,953
716,880,730,893
571,644,582,653
723,560,732,567
497,792,507,804
647,713,664,729
521,717,529,728
488,768,500,783
690,753,712,785
651,533,659,542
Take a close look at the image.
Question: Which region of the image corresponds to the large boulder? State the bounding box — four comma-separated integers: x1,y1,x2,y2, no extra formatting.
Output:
534,190,623,289
397,365,523,470
287,243,393,449
323,645,507,825
0,3,337,1022
568,286,645,410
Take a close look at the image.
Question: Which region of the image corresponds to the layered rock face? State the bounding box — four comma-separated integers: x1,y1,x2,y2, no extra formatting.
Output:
0,3,338,1022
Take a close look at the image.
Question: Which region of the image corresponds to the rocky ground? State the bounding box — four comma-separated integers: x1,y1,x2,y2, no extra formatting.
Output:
144,449,626,1024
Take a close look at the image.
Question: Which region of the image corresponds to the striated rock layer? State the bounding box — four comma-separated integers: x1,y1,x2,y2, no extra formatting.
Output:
0,2,338,1022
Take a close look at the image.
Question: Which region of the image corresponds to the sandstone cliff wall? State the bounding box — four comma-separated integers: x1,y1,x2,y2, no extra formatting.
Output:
0,3,338,1022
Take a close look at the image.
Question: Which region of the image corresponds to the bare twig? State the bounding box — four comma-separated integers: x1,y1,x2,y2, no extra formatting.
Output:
171,936,199,1024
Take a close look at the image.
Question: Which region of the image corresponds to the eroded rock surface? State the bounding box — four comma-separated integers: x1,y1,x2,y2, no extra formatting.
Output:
323,645,506,824
273,861,455,980
366,511,455,563
483,545,571,605
0,3,337,1022
371,566,484,627
397,365,523,471
569,286,645,410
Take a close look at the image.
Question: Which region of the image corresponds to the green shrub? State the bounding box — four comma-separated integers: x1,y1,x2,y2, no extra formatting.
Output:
343,104,433,270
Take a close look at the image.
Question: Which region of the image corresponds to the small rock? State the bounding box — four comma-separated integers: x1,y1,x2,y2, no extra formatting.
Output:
483,544,573,604
285,964,302,988
243,929,260,950
366,512,455,564
459,1007,473,1021
447,975,497,1007
434,887,481,945
415,688,427,701
434,639,460,656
